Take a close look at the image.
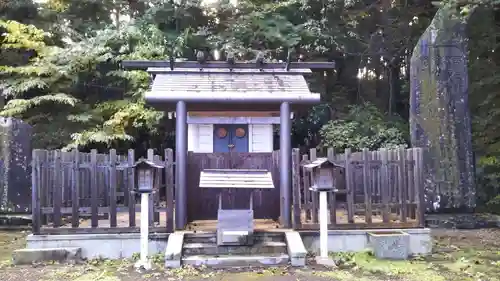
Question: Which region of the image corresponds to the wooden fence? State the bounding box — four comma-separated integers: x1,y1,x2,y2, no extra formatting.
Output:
31,145,426,234
292,146,425,229
31,148,175,234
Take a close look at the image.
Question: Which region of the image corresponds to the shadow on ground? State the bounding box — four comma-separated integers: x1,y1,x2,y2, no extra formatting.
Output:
1,228,499,281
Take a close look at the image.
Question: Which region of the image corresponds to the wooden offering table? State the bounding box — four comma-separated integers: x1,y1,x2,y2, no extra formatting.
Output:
199,169,275,246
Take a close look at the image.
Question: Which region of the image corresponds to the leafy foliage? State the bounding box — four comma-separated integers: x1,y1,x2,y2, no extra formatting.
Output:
319,103,407,151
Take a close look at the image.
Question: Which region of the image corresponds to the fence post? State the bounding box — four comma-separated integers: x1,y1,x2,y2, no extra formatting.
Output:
153,154,161,224
53,150,62,228
301,154,310,222
414,148,425,227
292,148,301,229
380,148,390,223
109,149,118,227
344,148,354,223
71,150,80,228
309,148,319,223
327,147,337,226
398,145,408,222
127,149,136,227
147,149,155,226
362,148,372,224
165,148,174,233
406,148,416,219
31,149,41,234
90,149,99,228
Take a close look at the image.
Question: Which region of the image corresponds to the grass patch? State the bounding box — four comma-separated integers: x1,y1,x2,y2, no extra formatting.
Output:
310,229,500,281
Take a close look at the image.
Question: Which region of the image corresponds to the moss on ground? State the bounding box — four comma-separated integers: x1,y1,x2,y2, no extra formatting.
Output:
308,229,500,281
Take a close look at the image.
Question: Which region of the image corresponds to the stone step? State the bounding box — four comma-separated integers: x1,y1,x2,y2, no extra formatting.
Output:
182,253,290,268
183,241,287,256
12,247,82,265
184,232,285,244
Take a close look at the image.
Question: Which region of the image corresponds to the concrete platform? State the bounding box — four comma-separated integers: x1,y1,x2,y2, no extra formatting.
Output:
26,233,169,259
12,247,82,265
300,228,432,255
23,228,432,265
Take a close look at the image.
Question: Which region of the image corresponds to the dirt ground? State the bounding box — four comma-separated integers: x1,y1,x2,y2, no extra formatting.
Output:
1,228,499,281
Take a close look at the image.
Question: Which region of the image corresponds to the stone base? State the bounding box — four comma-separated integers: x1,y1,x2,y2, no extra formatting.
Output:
164,232,184,269
183,254,290,268
26,233,169,259
301,228,432,256
12,247,82,265
315,256,336,267
284,231,307,267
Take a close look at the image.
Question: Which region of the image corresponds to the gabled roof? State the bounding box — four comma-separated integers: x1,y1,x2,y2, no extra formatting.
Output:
145,68,320,111
302,158,345,170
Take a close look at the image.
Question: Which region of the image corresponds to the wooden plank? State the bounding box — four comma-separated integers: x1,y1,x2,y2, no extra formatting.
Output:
380,148,390,223
127,149,136,227
199,183,275,189
202,169,271,173
309,148,318,223
153,154,161,224
165,148,174,233
109,149,118,227
40,150,49,225
188,111,280,117
52,150,62,227
301,154,311,221
362,148,372,224
327,148,336,227
31,150,41,234
41,205,169,214
407,148,416,219
414,148,425,227
292,148,301,229
147,149,155,227
344,148,354,223
200,174,274,179
90,149,99,228
71,150,80,228
39,226,170,235
199,169,274,189
398,146,408,222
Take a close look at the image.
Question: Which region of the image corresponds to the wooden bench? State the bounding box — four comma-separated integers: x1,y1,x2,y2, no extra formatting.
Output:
199,169,275,246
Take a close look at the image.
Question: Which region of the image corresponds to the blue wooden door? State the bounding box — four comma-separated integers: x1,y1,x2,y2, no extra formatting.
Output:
213,124,249,152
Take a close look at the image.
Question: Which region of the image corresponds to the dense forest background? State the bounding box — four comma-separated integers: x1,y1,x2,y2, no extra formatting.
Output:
0,0,499,212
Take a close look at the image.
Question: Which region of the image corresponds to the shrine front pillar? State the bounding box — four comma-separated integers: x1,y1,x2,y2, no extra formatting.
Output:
175,100,187,229
279,102,292,228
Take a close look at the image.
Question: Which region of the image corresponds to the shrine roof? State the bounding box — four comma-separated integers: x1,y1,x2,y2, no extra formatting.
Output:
145,67,320,111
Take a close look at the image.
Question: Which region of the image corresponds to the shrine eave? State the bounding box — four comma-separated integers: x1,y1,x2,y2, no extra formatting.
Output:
145,91,320,111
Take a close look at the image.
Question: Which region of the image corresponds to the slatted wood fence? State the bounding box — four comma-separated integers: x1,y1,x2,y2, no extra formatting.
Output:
31,148,175,234
31,145,425,234
292,146,425,229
